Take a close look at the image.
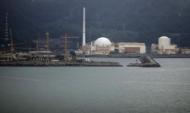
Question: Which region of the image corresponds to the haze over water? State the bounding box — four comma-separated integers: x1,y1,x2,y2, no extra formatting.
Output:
0,58,190,113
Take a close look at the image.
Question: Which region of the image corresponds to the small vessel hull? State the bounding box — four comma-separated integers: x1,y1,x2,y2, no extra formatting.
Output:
127,55,161,67
127,63,160,67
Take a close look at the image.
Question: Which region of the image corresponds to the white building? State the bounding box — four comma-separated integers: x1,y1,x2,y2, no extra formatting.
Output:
92,37,114,55
117,42,146,54
158,36,177,54
81,37,146,55
82,37,114,55
181,48,190,54
158,36,171,50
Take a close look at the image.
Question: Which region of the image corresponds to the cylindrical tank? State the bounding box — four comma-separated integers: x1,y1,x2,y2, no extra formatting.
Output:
158,36,171,50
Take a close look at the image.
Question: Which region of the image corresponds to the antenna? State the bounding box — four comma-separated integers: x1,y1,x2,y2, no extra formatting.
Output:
9,28,14,53
82,7,86,47
45,32,49,50
36,38,39,51
64,33,68,61
5,13,9,41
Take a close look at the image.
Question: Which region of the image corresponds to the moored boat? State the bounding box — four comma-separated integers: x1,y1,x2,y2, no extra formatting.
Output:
127,55,161,67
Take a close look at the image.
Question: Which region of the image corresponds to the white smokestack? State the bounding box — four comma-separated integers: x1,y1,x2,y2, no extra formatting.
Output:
82,7,86,47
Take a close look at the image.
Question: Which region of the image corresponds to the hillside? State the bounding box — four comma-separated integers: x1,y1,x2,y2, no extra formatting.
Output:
0,0,190,49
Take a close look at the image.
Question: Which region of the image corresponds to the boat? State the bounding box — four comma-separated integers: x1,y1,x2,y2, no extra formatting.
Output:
127,55,161,67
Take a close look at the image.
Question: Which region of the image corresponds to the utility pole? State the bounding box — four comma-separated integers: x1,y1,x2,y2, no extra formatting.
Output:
45,32,49,50
5,13,9,41
2,12,9,53
9,28,14,53
36,38,39,51
64,33,68,62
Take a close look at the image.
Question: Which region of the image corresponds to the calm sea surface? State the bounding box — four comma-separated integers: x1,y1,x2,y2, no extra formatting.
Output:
0,58,190,113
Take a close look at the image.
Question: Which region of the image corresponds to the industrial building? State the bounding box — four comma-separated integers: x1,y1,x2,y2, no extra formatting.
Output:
158,36,177,54
151,36,178,54
180,48,190,54
116,42,146,54
79,7,146,55
81,37,146,55
92,37,115,55
81,37,114,55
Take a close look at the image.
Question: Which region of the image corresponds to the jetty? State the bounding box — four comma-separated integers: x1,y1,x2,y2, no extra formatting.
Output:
0,60,122,67
0,51,122,67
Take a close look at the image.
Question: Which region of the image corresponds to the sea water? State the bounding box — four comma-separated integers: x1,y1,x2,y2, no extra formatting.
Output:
0,58,190,113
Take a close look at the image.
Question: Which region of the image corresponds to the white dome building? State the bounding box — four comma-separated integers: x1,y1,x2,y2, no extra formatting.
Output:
80,37,114,55
158,36,177,54
94,37,112,47
158,36,171,50
89,37,114,55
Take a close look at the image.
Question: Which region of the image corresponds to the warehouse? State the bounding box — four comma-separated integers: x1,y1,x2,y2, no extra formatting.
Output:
117,42,146,54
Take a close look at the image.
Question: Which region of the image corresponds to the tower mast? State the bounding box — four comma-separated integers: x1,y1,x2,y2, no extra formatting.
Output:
5,13,9,41
45,32,49,50
36,38,39,51
9,28,14,53
64,33,68,61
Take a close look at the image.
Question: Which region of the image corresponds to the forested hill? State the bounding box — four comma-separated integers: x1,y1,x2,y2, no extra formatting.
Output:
0,0,190,48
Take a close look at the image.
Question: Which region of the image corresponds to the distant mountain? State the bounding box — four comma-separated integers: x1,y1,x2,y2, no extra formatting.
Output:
0,0,190,50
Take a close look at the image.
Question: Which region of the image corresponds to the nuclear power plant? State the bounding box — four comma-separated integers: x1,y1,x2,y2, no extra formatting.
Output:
79,8,190,56
80,36,146,55
0,7,190,62
80,8,147,55
151,36,178,54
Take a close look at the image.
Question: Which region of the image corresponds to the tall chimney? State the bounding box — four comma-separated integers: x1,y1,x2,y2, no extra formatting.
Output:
82,7,86,47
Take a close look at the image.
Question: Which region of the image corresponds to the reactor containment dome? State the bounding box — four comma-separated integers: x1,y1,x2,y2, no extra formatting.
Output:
94,37,112,47
158,36,171,50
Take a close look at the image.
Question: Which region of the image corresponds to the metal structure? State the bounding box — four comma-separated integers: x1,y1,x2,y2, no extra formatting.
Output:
35,38,39,51
4,13,9,41
45,32,50,50
9,28,14,53
64,33,68,61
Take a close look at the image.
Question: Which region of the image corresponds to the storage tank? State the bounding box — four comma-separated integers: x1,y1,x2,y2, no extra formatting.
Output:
158,36,171,50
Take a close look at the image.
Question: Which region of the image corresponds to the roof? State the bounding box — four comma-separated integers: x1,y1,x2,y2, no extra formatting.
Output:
94,37,112,47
